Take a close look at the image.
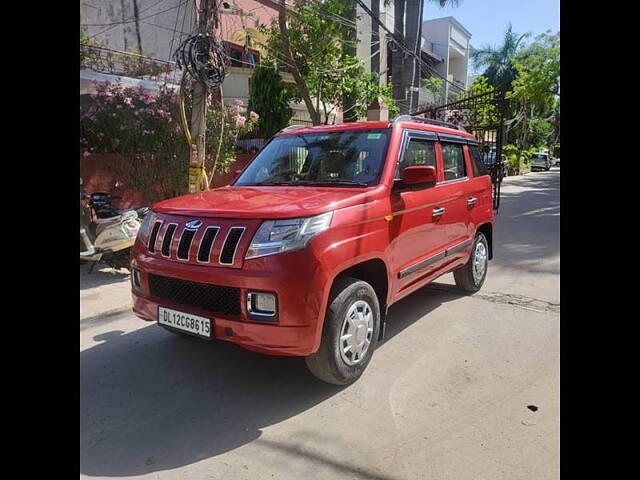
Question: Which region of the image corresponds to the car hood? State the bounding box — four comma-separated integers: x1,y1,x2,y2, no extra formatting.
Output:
153,185,380,219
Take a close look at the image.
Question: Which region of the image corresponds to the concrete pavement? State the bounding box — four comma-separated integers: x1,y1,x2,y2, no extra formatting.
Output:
80,169,560,480
80,264,131,321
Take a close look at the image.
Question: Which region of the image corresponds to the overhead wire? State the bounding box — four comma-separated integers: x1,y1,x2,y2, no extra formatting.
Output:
85,0,188,39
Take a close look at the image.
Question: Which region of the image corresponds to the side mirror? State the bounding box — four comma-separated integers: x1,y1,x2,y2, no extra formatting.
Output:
395,165,437,191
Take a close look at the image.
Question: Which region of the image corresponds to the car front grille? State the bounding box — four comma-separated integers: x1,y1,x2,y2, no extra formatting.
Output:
148,219,248,267
148,273,241,316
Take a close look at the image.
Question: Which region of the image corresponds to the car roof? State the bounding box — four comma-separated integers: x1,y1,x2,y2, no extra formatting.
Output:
275,120,476,141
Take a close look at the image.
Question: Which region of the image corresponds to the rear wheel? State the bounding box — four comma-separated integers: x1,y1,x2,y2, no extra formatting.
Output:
454,232,489,293
305,278,380,385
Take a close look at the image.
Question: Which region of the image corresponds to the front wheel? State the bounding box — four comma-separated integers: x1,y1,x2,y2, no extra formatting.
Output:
305,278,380,385
453,232,489,293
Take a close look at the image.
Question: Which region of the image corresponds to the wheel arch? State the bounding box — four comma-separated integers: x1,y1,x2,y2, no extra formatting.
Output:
333,258,389,308
477,222,493,260
329,257,390,342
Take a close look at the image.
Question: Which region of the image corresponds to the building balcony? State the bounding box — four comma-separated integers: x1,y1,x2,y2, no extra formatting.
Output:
448,39,467,58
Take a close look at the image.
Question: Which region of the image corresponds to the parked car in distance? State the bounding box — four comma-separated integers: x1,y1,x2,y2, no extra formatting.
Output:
531,152,551,171
483,151,507,178
554,157,560,167
131,116,496,385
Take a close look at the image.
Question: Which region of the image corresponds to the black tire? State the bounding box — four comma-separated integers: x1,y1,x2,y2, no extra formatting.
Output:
305,278,380,385
453,232,489,293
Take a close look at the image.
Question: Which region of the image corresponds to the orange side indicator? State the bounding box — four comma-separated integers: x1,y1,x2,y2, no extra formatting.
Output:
384,215,393,222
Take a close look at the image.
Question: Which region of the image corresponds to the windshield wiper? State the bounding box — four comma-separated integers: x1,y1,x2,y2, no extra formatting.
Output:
246,179,368,187
307,178,369,187
248,181,298,186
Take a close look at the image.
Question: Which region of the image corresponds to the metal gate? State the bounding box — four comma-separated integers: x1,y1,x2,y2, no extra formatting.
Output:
412,90,508,211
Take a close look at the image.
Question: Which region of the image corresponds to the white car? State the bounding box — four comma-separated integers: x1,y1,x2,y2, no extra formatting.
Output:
531,153,551,171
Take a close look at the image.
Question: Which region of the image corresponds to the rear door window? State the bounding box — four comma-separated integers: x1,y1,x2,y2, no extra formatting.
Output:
441,143,467,181
468,145,489,177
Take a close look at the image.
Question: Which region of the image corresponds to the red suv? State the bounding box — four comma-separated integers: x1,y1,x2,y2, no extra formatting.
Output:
131,116,495,385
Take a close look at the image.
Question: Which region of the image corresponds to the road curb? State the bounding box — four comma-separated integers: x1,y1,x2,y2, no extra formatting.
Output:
80,304,131,323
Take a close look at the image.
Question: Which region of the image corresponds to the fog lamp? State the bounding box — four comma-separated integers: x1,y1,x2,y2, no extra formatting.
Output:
131,269,141,290
247,291,277,320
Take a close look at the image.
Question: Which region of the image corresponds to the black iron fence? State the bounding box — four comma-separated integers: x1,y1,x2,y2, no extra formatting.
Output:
412,89,509,211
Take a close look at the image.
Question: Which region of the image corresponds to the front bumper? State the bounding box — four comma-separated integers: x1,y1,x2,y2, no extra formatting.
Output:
131,247,329,356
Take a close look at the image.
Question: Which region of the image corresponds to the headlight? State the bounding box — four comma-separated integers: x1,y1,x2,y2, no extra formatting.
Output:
136,211,155,242
123,220,139,238
246,211,333,259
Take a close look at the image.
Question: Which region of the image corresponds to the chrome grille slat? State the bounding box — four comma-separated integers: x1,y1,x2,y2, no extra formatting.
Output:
197,226,220,263
161,223,178,257
177,228,197,260
219,227,246,265
148,221,162,253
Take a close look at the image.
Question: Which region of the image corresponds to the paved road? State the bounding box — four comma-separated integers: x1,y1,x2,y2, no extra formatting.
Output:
80,170,560,480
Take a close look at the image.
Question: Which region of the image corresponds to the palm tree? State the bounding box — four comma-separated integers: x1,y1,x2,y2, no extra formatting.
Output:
471,23,530,93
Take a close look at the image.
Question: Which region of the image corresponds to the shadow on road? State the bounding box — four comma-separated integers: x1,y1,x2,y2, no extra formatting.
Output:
493,170,559,274
80,285,458,477
80,263,130,290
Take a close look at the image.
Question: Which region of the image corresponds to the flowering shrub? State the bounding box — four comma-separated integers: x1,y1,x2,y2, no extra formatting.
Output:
80,82,187,200
80,82,259,198
204,98,259,179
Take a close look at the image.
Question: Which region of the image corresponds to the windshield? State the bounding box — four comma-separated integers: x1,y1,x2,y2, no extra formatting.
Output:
234,129,391,187
532,154,548,160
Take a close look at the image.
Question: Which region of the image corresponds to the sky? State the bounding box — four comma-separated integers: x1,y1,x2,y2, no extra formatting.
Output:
423,0,560,74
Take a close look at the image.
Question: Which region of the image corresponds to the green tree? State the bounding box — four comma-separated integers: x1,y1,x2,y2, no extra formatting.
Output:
265,0,397,124
509,31,560,173
459,76,500,126
421,77,443,98
248,63,293,138
471,24,530,93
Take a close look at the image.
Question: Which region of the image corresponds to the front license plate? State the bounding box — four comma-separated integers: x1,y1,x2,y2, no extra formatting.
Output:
158,307,212,338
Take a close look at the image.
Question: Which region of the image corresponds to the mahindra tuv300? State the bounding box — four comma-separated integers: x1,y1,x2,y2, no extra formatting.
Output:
131,117,495,385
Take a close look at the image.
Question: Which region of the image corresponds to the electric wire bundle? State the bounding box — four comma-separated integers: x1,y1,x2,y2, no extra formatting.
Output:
173,33,226,88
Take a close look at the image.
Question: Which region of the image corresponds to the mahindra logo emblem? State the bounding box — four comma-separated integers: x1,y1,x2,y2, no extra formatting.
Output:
185,220,203,229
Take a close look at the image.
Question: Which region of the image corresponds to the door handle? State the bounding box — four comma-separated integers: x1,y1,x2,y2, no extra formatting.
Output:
467,197,477,206
432,207,445,217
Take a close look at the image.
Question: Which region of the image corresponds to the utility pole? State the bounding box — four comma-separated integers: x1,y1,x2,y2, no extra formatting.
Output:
404,0,424,113
392,0,406,113
188,0,216,194
342,1,358,123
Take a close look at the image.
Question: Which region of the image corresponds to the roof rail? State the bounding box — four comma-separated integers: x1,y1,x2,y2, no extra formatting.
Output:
392,115,466,133
280,125,307,132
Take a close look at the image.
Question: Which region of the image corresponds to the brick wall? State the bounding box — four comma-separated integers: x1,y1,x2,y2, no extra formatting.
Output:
80,153,256,208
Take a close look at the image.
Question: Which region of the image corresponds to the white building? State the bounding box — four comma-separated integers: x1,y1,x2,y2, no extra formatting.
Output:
421,16,473,102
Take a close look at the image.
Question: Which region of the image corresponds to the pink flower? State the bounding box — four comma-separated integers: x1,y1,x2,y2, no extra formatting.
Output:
250,111,259,120
236,115,246,127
